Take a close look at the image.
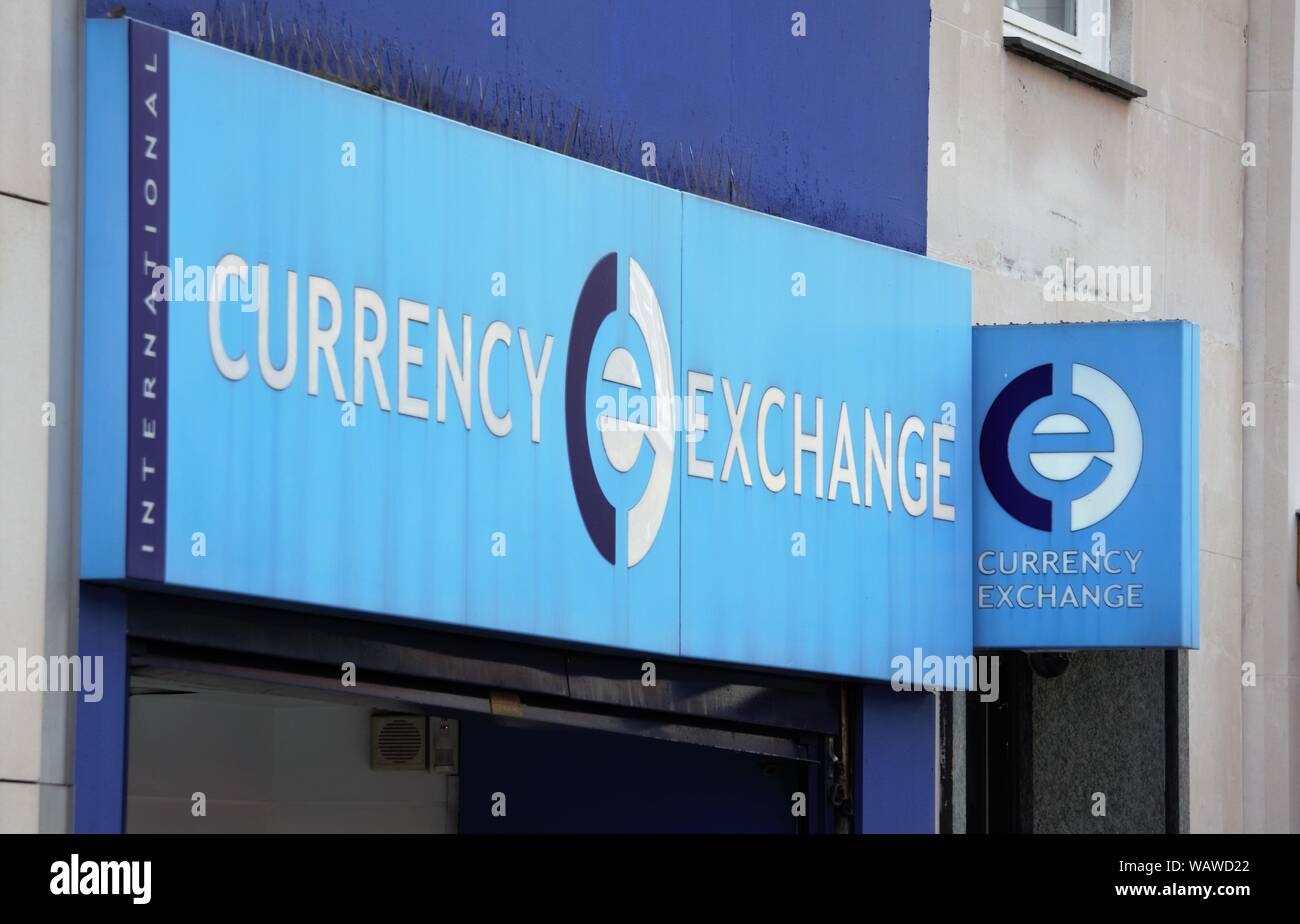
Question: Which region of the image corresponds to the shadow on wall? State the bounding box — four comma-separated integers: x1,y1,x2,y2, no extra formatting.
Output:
86,0,931,252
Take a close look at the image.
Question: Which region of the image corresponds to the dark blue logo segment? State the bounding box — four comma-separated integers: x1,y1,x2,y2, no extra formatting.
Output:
980,363,1052,531
565,253,619,564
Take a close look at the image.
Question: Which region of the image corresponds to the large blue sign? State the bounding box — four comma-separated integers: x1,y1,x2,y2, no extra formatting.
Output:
81,21,973,680
973,321,1199,649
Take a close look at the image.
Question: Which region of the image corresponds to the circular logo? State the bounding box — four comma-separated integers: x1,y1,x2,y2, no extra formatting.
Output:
565,253,675,566
980,362,1141,532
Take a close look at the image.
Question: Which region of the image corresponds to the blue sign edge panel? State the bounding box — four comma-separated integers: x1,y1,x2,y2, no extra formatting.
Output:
80,19,129,580
1183,322,1201,649
970,319,1200,650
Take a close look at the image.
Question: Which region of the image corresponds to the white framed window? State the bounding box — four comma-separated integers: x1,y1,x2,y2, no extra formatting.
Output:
1004,0,1110,72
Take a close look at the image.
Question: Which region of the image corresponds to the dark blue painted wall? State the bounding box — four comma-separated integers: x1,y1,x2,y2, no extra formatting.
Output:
89,0,930,252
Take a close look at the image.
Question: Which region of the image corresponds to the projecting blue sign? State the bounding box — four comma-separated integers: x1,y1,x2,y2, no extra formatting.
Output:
81,21,973,680
973,322,1199,649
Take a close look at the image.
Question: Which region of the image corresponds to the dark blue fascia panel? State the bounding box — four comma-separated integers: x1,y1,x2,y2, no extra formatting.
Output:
856,683,936,833
87,0,930,252
73,585,129,833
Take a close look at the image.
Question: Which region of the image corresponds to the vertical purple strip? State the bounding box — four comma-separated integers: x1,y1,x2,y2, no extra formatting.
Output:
126,21,168,581
565,253,619,565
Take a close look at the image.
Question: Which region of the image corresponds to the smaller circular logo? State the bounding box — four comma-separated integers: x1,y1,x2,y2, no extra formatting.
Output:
980,362,1142,532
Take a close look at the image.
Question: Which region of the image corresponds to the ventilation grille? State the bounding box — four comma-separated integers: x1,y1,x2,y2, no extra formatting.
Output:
371,715,427,771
